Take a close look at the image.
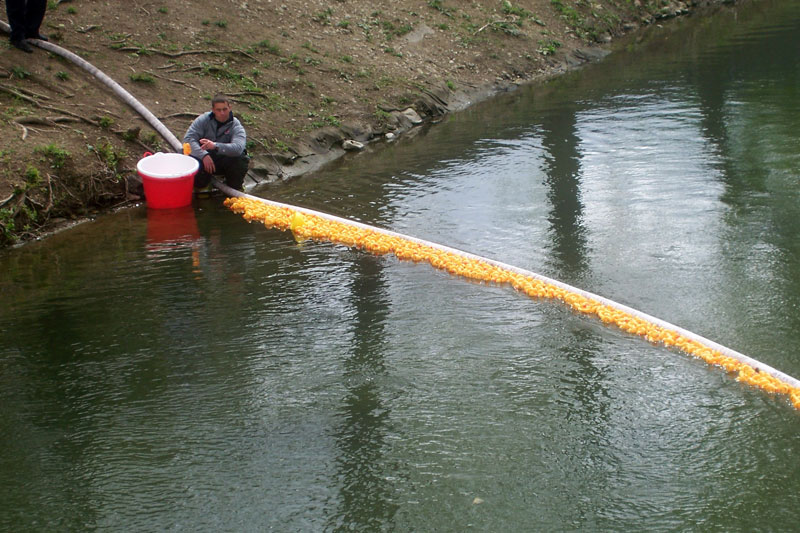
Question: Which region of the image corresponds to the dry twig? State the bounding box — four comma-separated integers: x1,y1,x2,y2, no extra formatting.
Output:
0,84,39,104
133,112,197,121
115,47,255,60
12,86,51,101
474,20,506,34
15,116,80,126
159,112,198,119
225,91,268,97
14,122,29,140
45,173,54,211
39,105,100,127
144,70,199,90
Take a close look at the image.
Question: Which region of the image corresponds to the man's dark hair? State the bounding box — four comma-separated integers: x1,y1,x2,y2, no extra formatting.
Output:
211,93,230,105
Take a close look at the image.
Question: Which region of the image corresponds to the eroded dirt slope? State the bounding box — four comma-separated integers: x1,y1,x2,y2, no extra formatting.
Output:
1,0,710,245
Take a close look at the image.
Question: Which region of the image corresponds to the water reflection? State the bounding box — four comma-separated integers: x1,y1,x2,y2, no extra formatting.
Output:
1,299,103,529
548,326,613,526
538,107,590,281
145,206,200,251
561,329,610,426
329,254,397,530
687,2,800,363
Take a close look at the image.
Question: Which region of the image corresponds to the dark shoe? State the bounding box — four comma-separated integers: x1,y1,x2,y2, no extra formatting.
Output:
226,180,245,193
10,39,33,53
26,33,48,41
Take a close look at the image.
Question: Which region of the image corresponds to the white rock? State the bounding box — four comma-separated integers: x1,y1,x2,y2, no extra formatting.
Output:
342,139,364,151
401,108,423,125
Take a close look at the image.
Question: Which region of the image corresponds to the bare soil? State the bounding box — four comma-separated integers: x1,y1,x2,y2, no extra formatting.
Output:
1,0,716,246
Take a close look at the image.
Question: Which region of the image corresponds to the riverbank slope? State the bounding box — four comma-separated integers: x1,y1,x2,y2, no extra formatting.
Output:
1,0,724,246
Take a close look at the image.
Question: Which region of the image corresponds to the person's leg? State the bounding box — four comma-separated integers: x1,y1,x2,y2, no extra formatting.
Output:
194,171,212,188
24,0,48,39
192,157,212,188
5,0,27,42
211,154,249,191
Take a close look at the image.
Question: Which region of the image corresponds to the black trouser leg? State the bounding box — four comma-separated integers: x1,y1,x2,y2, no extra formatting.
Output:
193,163,212,188
23,0,47,38
5,0,27,41
192,154,249,190
210,153,249,191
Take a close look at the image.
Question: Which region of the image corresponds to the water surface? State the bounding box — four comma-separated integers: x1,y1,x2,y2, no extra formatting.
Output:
2,1,800,530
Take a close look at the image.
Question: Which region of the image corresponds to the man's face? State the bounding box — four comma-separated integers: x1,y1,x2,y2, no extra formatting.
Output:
211,101,232,123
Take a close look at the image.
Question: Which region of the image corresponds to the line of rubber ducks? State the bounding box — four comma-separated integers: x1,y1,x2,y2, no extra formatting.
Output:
225,196,800,410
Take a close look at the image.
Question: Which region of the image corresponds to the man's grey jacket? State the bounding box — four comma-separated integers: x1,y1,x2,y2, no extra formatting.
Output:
183,112,247,160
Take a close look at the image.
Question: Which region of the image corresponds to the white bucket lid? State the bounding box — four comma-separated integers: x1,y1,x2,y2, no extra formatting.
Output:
137,152,199,178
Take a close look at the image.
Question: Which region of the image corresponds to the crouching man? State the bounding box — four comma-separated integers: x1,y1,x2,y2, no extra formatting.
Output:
184,93,249,192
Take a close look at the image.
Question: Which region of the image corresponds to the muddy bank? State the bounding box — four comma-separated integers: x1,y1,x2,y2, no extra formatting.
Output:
0,0,734,247
252,44,613,184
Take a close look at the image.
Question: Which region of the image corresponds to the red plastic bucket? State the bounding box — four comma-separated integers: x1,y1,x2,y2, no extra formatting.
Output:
137,152,199,209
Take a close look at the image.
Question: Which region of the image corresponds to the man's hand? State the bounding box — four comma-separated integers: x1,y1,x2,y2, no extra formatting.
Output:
202,154,216,174
199,138,217,151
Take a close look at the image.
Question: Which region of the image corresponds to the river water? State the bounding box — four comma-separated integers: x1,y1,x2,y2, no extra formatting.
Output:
2,1,799,530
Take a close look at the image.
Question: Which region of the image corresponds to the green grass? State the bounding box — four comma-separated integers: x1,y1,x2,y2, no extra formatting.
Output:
314,8,334,25
254,39,281,55
428,0,453,17
88,142,127,181
35,144,70,169
537,38,562,55
238,112,256,125
198,63,259,91
374,108,392,122
502,1,530,18
551,0,584,28
25,165,42,187
11,67,30,79
129,72,155,83
383,46,403,57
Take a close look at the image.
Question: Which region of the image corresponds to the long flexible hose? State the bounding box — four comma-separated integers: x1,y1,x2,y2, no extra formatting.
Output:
0,21,183,152
5,21,800,409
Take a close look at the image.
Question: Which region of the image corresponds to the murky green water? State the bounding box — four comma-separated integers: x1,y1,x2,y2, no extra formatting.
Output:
2,1,800,530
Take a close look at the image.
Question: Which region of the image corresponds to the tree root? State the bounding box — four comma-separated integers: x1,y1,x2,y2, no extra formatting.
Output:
12,116,83,140
14,122,29,140
0,83,39,104
14,116,81,126
143,70,199,90
114,46,255,60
